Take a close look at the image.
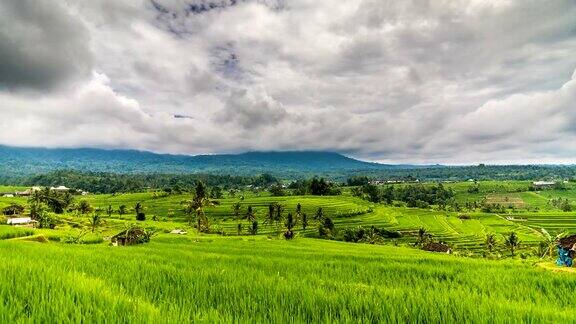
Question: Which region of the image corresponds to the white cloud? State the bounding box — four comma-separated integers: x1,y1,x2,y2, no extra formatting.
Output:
0,0,576,163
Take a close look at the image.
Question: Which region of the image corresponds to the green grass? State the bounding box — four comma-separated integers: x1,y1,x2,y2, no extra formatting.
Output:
2,182,576,321
1,235,576,322
0,226,34,240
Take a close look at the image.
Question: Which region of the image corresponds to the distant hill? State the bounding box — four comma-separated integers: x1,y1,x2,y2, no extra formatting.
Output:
0,146,403,178
3,146,573,182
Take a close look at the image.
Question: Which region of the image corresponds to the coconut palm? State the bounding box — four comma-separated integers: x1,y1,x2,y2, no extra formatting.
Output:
245,206,256,222
182,181,214,232
540,228,566,258
89,212,102,233
485,233,497,253
232,202,242,220
505,232,520,256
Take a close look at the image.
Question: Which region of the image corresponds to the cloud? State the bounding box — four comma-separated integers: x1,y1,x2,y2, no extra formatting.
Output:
0,0,575,163
0,0,93,91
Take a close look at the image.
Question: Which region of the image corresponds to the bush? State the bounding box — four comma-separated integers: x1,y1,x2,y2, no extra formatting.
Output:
136,212,146,221
342,226,402,243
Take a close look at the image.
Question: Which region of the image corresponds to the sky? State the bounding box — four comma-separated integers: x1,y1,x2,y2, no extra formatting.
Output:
1,0,576,164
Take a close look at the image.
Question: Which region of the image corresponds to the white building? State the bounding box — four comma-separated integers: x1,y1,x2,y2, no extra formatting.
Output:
6,217,36,225
50,186,70,191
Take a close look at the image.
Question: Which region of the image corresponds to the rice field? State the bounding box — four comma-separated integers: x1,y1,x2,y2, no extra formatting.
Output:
2,181,576,321
0,183,570,252
1,235,576,322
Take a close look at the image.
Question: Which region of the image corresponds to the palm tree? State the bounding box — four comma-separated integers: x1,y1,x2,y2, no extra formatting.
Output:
245,206,256,222
284,213,296,239
505,232,520,256
77,200,93,215
232,202,242,220
314,207,324,221
417,227,430,246
182,181,214,232
89,212,102,233
182,198,214,232
134,202,143,215
296,203,302,221
265,203,276,226
485,233,497,253
135,202,145,221
540,228,566,258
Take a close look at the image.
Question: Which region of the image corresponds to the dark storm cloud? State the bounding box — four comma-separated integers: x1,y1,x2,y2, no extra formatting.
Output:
0,0,92,91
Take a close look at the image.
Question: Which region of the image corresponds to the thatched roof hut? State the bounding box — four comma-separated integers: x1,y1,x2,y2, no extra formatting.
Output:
111,227,151,246
558,235,576,250
423,242,452,253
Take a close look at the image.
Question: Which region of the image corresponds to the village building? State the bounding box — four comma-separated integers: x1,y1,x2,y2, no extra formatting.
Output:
532,181,557,190
111,227,151,246
6,217,36,226
422,242,452,254
557,235,576,267
50,186,70,191
15,189,33,196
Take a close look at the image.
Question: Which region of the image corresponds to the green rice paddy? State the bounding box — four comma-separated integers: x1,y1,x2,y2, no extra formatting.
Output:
2,180,576,322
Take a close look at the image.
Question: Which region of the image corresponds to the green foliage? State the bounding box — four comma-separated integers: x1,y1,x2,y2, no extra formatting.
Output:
89,213,102,233
36,211,57,229
268,184,286,197
249,221,258,235
505,232,520,256
29,188,74,214
76,200,93,214
342,226,401,243
346,176,370,186
318,217,335,238
14,170,279,194
485,233,497,253
135,202,145,221
284,213,296,239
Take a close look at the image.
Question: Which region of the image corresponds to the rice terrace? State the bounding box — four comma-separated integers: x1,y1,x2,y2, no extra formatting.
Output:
3,0,576,323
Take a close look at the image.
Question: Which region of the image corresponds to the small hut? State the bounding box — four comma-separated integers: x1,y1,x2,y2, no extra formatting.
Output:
557,235,576,266
423,242,452,254
111,227,151,246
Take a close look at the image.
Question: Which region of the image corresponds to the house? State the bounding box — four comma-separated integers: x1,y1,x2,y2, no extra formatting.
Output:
15,189,33,196
50,186,70,192
2,194,14,198
557,235,576,267
111,227,151,246
6,217,36,226
422,242,452,254
532,181,556,190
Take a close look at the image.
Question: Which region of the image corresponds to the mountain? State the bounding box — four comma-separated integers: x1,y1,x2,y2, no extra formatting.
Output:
0,145,399,178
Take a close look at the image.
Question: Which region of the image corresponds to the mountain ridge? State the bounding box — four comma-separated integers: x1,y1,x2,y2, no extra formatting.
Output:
0,145,408,178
